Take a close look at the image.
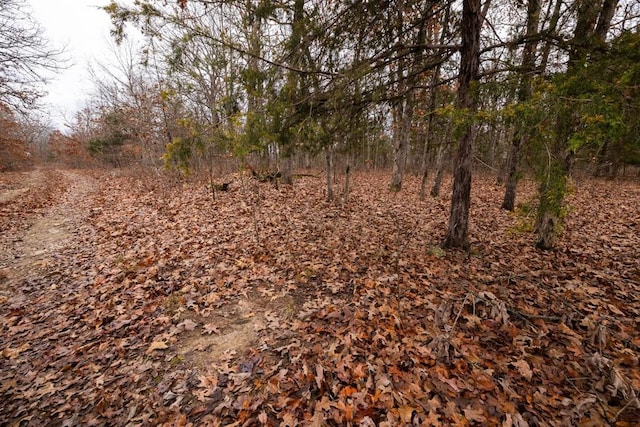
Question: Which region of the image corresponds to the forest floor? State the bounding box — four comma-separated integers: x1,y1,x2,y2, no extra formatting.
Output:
0,167,639,426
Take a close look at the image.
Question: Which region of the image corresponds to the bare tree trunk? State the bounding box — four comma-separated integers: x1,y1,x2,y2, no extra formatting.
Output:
303,152,310,169
593,140,610,177
539,0,562,72
501,138,520,209
282,155,293,185
390,2,424,192
595,0,618,41
390,99,412,192
325,146,334,202
430,139,449,197
502,0,541,211
420,5,451,200
486,125,497,169
342,165,351,205
442,0,482,250
420,167,429,201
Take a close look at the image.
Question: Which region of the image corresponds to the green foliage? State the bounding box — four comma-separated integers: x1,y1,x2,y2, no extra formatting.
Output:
162,116,235,174
556,30,640,161
436,104,474,140
169,355,184,365
537,163,572,216
507,199,537,235
240,68,267,98
234,111,269,158
163,136,197,174
86,134,124,154
102,1,160,44
86,108,133,166
505,26,640,167
427,246,446,258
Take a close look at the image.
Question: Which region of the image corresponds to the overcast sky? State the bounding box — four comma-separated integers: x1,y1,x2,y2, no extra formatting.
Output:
27,0,114,129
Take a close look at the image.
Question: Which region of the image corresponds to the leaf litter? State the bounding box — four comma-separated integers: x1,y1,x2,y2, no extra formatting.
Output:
0,169,639,426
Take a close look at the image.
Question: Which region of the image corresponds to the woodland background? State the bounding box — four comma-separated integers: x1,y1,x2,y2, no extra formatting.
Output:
1,0,640,425
2,0,640,248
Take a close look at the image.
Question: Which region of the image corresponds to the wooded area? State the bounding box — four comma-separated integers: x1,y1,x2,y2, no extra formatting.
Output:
4,0,639,250
1,0,640,425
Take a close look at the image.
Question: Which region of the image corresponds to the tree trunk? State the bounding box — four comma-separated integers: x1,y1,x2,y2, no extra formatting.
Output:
486,123,497,169
442,0,482,250
325,146,334,202
593,140,610,177
390,98,413,192
501,137,520,210
390,2,426,192
282,155,293,185
609,139,625,179
278,0,305,174
430,138,449,197
535,152,572,249
595,0,618,42
421,5,451,200
539,0,562,73
343,165,351,204
502,0,541,211
420,166,429,201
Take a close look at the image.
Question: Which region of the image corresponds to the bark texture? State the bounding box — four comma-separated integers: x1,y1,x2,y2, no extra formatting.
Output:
442,0,482,250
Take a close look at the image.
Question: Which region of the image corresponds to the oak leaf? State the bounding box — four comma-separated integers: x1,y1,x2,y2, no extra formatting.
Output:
179,319,197,331
398,405,415,422
203,323,220,334
511,359,533,381
463,405,487,422
146,340,168,354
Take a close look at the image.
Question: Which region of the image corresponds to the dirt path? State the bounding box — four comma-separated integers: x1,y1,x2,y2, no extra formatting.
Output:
0,169,44,204
0,169,97,297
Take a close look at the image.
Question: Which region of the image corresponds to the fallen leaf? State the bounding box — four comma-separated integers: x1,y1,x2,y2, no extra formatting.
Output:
339,385,357,398
180,318,197,331
203,323,220,334
146,341,168,354
2,347,20,359
281,413,296,427
193,388,211,402
398,405,415,422
1,343,29,359
315,364,324,390
608,304,624,316
512,359,533,381
464,405,487,422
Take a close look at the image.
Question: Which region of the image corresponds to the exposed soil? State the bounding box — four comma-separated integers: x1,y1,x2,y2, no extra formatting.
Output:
2,171,95,281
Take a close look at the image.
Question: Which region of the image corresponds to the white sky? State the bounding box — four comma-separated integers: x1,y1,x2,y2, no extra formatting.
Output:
26,0,114,129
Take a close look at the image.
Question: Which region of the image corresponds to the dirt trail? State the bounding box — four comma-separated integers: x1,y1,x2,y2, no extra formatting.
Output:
0,169,44,204
0,170,97,295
